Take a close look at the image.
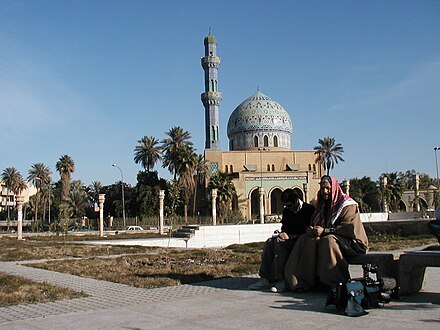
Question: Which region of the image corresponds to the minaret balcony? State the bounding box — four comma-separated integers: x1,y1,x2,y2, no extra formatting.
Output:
201,56,221,69
201,92,222,105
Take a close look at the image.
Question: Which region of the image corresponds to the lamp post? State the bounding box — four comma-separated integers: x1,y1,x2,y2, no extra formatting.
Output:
112,164,126,229
258,147,268,224
434,147,440,190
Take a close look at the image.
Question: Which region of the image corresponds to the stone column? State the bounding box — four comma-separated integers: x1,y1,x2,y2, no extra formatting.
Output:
159,190,165,234
381,176,388,214
342,179,350,195
98,194,105,237
211,188,217,226
16,195,24,240
259,187,265,224
415,173,420,212
303,183,309,203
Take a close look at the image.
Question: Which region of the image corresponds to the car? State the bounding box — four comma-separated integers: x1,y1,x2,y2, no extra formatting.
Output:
125,226,144,231
68,225,92,232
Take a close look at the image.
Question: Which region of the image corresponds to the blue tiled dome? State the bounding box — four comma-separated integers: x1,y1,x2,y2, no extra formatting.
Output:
227,91,292,150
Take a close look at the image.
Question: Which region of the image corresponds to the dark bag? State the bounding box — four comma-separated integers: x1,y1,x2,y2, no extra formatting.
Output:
326,280,368,317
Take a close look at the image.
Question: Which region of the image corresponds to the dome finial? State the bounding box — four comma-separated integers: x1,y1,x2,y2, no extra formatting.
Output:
257,86,259,92
208,27,211,35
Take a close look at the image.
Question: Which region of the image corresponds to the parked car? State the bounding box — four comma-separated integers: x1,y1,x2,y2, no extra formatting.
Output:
68,225,92,232
125,226,144,231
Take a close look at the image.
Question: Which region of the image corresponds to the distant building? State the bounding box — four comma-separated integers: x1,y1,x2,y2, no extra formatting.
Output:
201,33,322,221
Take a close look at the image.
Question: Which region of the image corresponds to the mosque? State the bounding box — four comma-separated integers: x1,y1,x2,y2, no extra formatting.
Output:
200,32,323,221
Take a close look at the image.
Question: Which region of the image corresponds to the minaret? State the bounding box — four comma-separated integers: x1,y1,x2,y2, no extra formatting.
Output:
201,31,222,150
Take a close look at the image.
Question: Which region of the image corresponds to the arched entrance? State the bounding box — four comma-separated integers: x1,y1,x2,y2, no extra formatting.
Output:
270,188,283,215
250,189,260,218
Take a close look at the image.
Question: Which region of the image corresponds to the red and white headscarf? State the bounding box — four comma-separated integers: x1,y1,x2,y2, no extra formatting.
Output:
312,176,357,226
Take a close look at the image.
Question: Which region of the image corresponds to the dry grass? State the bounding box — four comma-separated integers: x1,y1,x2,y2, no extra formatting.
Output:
0,234,438,307
0,272,87,307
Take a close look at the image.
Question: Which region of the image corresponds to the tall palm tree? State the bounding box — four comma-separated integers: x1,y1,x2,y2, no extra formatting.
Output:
208,171,236,223
162,126,193,180
134,136,162,172
87,181,103,206
192,154,209,215
1,167,27,221
177,144,197,223
56,155,75,201
313,137,345,175
27,163,52,226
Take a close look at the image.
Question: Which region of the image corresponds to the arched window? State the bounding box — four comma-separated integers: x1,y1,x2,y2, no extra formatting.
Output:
225,165,229,173
230,165,234,172
267,164,270,171
273,135,278,147
313,164,316,172
308,164,312,171
264,135,269,147
254,136,259,147
272,164,275,171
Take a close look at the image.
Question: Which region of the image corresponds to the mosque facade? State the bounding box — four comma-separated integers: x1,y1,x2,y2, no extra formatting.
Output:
201,33,323,221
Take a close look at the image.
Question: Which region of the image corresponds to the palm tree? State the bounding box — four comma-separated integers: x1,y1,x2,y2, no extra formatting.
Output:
208,171,236,224
27,163,52,227
134,136,162,172
177,144,197,223
382,172,403,212
314,137,345,175
162,126,193,180
87,181,103,206
1,167,27,221
192,154,209,216
56,155,75,201
68,180,88,220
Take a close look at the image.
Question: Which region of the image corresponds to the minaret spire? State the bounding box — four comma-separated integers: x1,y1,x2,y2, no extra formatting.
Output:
201,32,222,150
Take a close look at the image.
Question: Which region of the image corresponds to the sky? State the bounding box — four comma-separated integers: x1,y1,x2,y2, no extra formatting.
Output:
1,0,439,187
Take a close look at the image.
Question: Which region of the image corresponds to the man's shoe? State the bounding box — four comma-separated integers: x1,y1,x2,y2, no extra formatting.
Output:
270,280,286,293
248,278,270,290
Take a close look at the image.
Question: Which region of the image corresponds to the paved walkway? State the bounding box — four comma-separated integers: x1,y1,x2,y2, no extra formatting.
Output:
0,259,440,329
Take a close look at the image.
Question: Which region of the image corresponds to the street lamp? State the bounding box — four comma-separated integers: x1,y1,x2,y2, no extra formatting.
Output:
258,147,268,224
434,147,440,190
112,164,126,228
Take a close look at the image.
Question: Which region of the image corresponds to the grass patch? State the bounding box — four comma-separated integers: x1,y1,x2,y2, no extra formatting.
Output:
0,233,438,307
0,272,87,307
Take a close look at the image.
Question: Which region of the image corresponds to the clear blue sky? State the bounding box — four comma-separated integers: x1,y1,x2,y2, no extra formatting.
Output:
1,0,439,186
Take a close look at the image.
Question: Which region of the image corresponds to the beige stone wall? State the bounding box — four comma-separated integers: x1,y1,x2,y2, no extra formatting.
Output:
205,149,323,220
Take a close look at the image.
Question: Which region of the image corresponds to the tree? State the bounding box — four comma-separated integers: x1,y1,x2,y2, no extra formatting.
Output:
208,171,236,223
381,172,404,212
177,144,197,222
192,154,209,216
55,155,75,201
1,167,27,221
68,180,88,219
313,137,344,175
134,136,162,172
349,177,380,212
162,126,193,180
27,163,52,227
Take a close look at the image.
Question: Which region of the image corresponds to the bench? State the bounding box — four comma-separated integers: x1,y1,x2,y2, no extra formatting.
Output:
399,251,440,295
347,252,401,281
347,249,440,296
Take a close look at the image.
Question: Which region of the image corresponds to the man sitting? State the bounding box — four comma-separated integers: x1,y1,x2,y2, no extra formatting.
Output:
249,189,315,293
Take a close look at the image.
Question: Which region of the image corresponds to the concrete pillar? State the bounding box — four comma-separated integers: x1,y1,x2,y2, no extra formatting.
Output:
159,190,165,234
303,183,309,203
98,194,105,237
259,187,265,224
16,195,24,240
381,176,388,213
211,188,217,225
414,173,420,212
